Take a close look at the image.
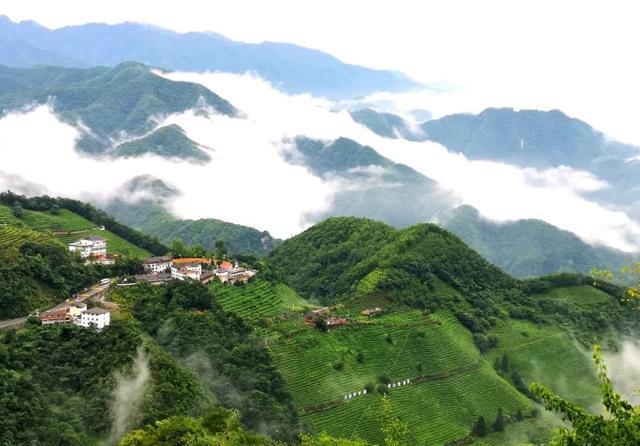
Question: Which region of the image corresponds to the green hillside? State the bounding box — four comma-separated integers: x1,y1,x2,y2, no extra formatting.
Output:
113,124,210,162
0,204,151,258
263,216,638,444
105,199,280,256
444,205,630,278
0,63,237,155
0,192,168,256
210,278,309,320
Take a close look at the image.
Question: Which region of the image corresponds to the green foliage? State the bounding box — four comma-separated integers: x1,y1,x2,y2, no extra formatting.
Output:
473,416,487,437
0,236,100,317
0,321,204,445
531,345,640,445
380,396,408,446
118,409,274,446
106,199,279,256
0,192,168,255
491,408,505,433
127,281,300,443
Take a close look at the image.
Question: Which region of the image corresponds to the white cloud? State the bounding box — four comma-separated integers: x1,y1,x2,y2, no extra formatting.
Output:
0,105,335,238
2,71,640,252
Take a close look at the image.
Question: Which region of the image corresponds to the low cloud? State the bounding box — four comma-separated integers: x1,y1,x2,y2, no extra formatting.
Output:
1,71,640,250
107,347,150,445
604,340,640,405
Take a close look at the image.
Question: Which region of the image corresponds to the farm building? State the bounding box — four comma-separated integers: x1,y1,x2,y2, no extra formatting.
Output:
77,308,111,330
68,236,107,259
143,255,172,274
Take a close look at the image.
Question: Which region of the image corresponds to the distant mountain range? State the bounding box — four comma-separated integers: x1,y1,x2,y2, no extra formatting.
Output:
352,106,640,218
0,62,235,156
0,61,633,277
0,15,421,99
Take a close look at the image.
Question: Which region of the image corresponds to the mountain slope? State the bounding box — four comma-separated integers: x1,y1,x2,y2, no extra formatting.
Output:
290,137,454,227
443,205,631,278
104,199,280,256
0,16,421,99
264,217,637,445
0,62,237,154
350,108,422,140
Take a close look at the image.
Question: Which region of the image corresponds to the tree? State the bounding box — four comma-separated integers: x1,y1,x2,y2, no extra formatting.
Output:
11,202,24,218
531,345,640,445
170,239,187,258
380,396,408,446
492,408,505,432
472,415,487,437
50,204,61,215
215,239,228,259
499,354,510,373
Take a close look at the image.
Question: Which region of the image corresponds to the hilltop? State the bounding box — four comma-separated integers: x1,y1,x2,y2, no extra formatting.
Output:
0,62,236,155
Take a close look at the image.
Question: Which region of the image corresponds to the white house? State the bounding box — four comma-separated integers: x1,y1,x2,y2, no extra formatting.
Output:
143,255,172,274
171,263,202,281
77,307,111,329
69,236,107,259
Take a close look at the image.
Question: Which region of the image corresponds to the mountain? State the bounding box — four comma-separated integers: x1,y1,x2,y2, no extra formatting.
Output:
290,137,454,227
443,205,631,278
0,62,237,155
104,199,280,256
112,124,210,162
0,16,421,99
265,216,638,444
350,108,422,140
419,107,637,169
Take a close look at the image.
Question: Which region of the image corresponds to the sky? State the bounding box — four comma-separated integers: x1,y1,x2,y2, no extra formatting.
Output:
3,0,640,144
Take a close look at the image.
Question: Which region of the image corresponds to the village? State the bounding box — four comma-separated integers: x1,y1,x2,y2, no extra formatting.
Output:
34,235,260,329
43,236,380,332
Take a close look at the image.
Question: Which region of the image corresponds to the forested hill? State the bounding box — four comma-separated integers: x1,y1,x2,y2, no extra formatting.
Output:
0,15,421,98
0,62,237,155
442,205,631,278
269,217,516,305
105,199,280,256
0,191,168,255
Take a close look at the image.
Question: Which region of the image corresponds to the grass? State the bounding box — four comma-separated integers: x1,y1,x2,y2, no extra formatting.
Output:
0,205,150,258
209,279,309,320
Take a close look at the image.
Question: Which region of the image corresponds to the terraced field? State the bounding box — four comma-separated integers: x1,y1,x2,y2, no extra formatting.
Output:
210,278,309,319
486,319,600,408
303,361,532,446
0,225,57,249
0,205,150,258
272,310,479,402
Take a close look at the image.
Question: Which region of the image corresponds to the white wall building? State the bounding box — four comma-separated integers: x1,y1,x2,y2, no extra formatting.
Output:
171,263,202,281
143,255,172,274
77,308,111,329
68,236,107,259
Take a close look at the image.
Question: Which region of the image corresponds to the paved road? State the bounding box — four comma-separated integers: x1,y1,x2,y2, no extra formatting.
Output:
0,280,113,331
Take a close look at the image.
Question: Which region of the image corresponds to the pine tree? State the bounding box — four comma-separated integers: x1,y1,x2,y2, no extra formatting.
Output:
473,415,487,437
492,408,506,432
